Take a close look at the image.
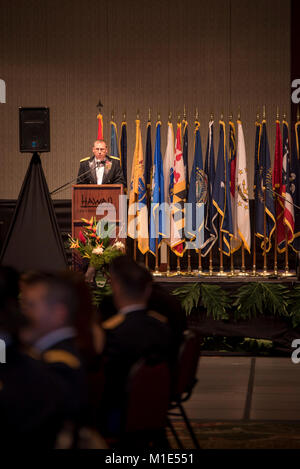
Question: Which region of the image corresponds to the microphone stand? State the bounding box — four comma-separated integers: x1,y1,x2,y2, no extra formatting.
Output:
50,162,100,196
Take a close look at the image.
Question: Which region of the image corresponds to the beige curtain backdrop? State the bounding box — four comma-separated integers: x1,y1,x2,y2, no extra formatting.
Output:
0,0,290,199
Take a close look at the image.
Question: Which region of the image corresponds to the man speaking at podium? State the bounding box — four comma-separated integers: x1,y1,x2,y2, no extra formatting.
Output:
77,140,126,186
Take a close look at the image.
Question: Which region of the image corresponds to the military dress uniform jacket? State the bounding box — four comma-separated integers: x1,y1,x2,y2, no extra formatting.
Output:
102,308,173,400
77,155,126,186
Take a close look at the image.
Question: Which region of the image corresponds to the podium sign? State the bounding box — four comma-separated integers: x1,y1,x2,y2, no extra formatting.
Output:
72,184,125,243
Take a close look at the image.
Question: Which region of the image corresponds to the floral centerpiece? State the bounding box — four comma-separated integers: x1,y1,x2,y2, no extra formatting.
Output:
68,217,125,304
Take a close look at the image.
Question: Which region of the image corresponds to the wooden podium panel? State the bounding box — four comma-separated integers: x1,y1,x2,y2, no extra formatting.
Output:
72,185,125,269
72,184,123,223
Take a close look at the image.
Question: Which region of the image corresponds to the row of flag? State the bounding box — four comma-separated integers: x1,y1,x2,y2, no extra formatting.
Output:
96,111,300,258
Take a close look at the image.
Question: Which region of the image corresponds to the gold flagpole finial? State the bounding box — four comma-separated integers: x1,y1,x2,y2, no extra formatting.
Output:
168,111,172,123
283,111,287,121
111,110,114,121
183,104,187,120
256,109,260,122
136,109,140,120
220,112,224,121
148,108,151,122
276,106,279,120
157,111,161,121
210,112,214,121
195,108,199,120
238,107,241,120
229,111,233,121
123,111,126,121
262,105,266,120
177,113,181,123
297,105,300,122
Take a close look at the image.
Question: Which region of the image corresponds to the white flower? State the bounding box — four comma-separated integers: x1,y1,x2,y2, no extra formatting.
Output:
113,241,125,250
92,245,104,255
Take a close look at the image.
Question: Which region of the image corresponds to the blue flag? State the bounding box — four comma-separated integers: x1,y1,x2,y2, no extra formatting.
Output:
186,120,205,249
149,122,165,256
144,121,152,193
201,120,218,256
120,121,127,184
110,121,120,162
212,121,234,256
255,120,276,252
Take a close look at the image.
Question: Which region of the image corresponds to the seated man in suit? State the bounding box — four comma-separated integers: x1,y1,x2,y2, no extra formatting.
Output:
77,139,126,186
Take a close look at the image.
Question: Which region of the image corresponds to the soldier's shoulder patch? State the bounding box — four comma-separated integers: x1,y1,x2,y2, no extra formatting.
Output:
102,313,125,330
109,155,120,161
43,349,81,369
147,310,168,323
80,156,90,162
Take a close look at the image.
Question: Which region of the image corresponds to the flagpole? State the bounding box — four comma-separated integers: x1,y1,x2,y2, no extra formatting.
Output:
145,109,151,270
262,106,269,276
209,250,213,276
217,114,227,277
252,112,259,276
198,250,203,274
229,112,234,276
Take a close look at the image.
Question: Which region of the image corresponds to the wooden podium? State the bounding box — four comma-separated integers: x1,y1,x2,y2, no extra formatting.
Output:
72,185,125,266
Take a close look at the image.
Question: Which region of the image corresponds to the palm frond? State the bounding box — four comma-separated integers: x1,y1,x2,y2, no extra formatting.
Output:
172,283,201,315
200,284,231,321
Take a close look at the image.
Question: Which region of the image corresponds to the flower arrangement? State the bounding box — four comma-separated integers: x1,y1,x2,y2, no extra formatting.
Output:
69,217,125,300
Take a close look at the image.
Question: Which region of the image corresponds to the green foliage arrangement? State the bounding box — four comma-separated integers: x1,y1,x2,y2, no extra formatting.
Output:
172,280,300,328
173,283,231,320
233,283,290,320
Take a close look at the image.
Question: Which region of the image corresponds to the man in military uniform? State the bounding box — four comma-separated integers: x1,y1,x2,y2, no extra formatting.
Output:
0,267,68,448
77,139,126,186
99,256,174,433
20,272,88,425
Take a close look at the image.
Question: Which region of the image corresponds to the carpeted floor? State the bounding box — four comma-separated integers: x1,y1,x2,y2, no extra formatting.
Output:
167,421,300,449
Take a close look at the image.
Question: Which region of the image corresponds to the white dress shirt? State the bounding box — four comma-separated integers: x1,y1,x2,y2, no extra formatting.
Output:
96,163,105,184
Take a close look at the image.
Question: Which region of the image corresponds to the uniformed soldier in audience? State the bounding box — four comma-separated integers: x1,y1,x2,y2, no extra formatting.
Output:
99,256,174,432
20,272,89,425
0,267,66,448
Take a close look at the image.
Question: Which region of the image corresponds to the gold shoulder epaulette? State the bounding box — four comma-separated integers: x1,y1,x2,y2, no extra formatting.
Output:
43,350,81,369
80,156,90,162
147,310,168,323
109,155,120,161
102,313,125,330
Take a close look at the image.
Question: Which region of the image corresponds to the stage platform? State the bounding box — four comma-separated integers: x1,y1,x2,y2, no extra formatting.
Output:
155,275,300,355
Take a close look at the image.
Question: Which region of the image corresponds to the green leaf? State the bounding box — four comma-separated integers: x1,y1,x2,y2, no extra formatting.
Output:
200,284,230,321
233,283,289,320
287,286,300,328
172,283,201,315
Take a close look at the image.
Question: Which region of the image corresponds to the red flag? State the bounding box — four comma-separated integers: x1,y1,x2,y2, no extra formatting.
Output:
97,113,103,140
272,120,284,248
282,120,295,248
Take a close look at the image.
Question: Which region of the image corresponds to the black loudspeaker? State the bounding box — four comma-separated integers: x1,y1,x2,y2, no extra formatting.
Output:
19,107,50,153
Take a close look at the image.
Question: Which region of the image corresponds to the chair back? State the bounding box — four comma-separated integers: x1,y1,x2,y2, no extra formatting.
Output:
125,358,171,433
172,329,200,401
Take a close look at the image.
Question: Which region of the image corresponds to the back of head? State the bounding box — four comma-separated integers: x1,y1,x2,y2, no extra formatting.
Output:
109,255,153,304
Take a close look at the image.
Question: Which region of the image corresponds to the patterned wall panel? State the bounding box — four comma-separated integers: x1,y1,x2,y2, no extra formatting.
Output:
0,0,290,199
